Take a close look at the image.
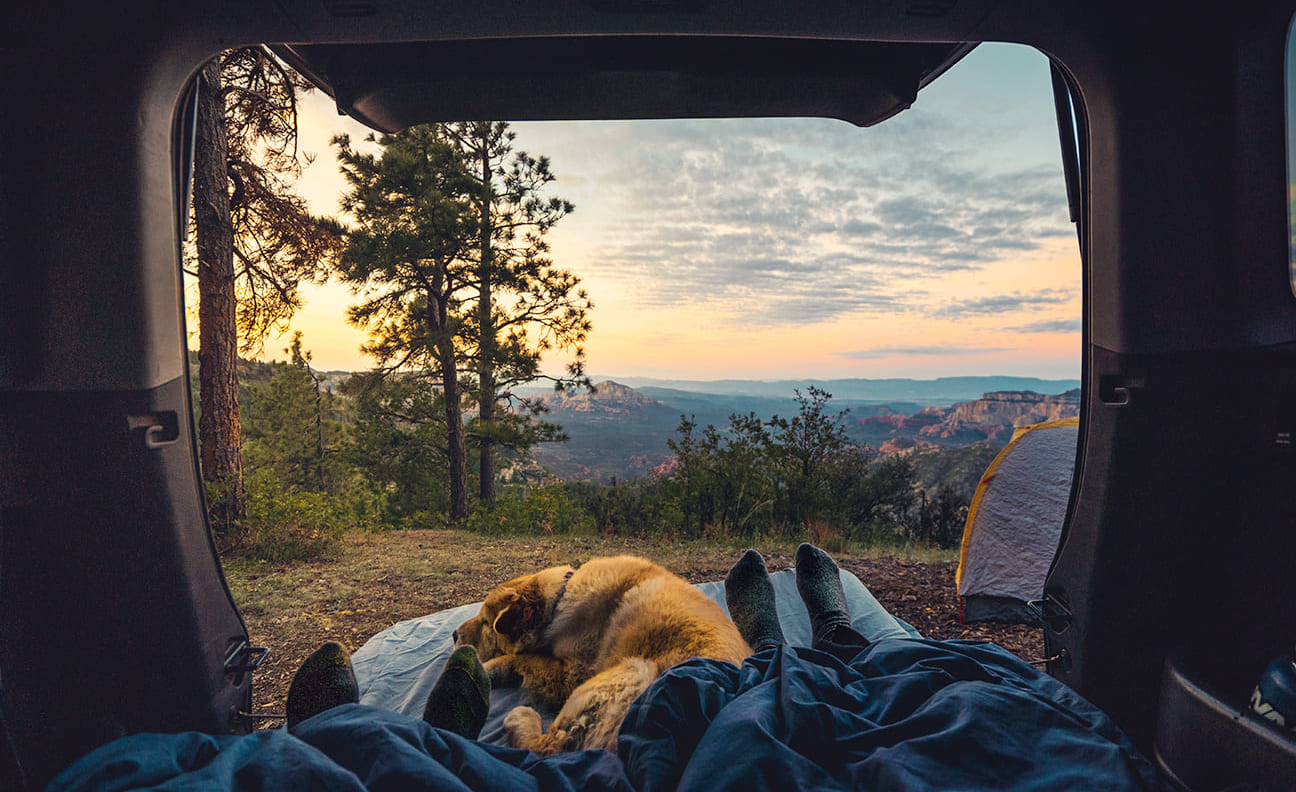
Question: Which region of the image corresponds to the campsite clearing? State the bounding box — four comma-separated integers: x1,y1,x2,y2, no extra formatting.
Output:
222,529,1044,722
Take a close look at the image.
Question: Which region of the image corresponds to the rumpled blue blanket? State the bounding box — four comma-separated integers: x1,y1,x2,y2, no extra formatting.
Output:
46,639,1164,791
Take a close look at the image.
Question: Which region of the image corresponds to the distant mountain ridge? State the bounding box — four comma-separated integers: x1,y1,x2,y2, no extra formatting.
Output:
588,375,1080,404
530,379,1081,482
540,380,669,414
861,389,1080,451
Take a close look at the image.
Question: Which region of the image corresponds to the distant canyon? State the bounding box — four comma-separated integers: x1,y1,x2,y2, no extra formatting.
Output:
525,378,1080,484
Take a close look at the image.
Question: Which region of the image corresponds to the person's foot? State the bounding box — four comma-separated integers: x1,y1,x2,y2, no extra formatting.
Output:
794,543,852,646
422,645,491,739
286,641,359,729
724,549,786,651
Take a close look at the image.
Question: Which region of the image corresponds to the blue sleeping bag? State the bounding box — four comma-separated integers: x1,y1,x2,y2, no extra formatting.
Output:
46,639,1165,791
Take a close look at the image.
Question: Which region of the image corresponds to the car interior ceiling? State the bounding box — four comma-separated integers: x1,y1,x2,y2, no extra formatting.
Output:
3,0,1296,788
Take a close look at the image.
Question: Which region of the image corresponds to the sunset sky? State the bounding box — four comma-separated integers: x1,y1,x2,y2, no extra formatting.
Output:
197,42,1081,380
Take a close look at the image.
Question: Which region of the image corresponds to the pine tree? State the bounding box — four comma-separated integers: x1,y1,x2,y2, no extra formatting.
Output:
341,371,452,525
332,127,476,521
193,58,242,530
442,122,592,503
332,123,592,520
191,47,343,529
242,333,347,494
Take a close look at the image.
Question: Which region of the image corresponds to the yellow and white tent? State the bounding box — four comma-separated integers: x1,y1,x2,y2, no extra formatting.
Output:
956,417,1078,624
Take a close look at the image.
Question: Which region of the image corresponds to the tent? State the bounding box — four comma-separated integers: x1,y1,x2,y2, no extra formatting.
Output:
956,417,1079,624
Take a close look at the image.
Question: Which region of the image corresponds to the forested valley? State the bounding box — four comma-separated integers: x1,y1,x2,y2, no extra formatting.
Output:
196,347,980,562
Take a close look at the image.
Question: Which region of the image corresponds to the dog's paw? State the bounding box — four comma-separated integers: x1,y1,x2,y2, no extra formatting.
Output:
503,706,544,748
483,656,522,688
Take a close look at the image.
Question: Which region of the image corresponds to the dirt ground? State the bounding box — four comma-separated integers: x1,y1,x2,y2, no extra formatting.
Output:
222,530,1044,721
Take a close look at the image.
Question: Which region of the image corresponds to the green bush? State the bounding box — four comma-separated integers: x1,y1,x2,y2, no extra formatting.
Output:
563,480,686,536
218,470,349,562
908,483,969,549
467,485,595,536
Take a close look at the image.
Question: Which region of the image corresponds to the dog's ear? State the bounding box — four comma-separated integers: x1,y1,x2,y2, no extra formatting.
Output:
491,585,543,638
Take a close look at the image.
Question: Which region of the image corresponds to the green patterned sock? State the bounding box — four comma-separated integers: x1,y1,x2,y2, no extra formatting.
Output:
286,641,358,729
724,549,787,650
422,645,491,739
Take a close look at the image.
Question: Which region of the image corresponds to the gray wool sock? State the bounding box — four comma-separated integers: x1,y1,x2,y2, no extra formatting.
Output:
794,543,852,646
724,549,787,651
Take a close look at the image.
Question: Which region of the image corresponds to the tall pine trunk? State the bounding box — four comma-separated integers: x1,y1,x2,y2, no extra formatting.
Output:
431,301,469,522
476,131,497,503
311,371,326,492
193,59,244,531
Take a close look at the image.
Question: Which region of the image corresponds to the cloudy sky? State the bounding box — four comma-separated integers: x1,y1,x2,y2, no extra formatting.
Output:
235,42,1081,380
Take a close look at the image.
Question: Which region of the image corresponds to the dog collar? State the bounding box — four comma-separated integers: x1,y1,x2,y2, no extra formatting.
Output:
548,569,575,621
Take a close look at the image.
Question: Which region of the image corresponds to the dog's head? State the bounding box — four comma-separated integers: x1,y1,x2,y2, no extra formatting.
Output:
453,565,575,660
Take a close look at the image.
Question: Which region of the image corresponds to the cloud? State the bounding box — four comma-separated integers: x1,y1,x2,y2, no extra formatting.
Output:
841,345,1015,360
514,45,1075,328
1005,318,1082,333
875,196,939,227
840,219,883,236
579,120,1071,324
927,289,1074,318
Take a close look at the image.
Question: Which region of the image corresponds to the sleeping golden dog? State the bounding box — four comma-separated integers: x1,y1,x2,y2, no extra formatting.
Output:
453,554,751,754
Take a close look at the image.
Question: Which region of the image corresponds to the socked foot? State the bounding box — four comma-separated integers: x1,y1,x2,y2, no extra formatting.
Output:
422,645,491,739
286,641,359,729
724,549,787,651
795,543,852,646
